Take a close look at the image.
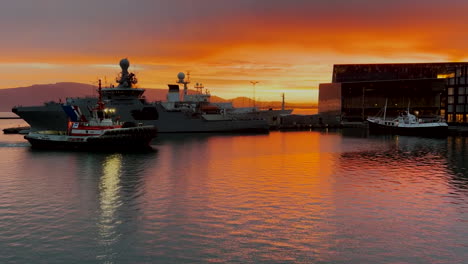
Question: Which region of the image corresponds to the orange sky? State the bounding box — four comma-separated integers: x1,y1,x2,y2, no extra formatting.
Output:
1,0,468,103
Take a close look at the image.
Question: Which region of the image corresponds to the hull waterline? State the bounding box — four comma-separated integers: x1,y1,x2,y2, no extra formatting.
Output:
368,120,448,137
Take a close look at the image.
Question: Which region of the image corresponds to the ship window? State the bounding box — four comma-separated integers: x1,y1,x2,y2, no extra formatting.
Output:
456,114,464,123
456,105,465,112
448,96,454,104
459,87,466,95
458,96,465,104
448,88,454,95
447,105,453,112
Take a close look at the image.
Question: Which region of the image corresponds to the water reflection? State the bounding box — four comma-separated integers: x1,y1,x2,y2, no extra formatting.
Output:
139,132,342,262
446,137,468,193
7,149,159,263
81,152,158,263
332,135,468,263
1,130,467,263
346,135,467,191
97,154,123,261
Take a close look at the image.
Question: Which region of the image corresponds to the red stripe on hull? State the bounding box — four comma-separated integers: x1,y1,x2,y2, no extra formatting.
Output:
75,126,121,130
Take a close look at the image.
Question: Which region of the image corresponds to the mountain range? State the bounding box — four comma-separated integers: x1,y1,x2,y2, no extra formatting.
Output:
0,82,315,112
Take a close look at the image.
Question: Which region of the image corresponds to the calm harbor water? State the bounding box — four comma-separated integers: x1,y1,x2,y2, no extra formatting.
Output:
0,119,467,263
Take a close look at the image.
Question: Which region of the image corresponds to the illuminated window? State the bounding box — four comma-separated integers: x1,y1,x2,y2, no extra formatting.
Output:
458,96,465,104
448,88,454,95
456,105,465,112
448,105,454,112
440,109,446,116
437,73,455,79
448,114,454,122
456,114,464,123
459,87,466,94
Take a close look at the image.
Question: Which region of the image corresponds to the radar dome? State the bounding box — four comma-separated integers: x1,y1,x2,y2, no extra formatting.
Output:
177,72,185,80
120,58,130,71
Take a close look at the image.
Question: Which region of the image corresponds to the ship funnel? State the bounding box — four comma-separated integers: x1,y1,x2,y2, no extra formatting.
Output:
167,84,180,102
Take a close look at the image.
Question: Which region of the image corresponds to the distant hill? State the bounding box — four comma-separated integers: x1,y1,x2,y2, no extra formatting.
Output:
0,82,167,111
0,82,315,111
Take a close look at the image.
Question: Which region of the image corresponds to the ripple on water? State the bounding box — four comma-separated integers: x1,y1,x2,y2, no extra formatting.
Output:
0,131,467,263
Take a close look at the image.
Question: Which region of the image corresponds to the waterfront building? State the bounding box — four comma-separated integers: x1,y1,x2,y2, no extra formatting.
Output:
319,62,468,124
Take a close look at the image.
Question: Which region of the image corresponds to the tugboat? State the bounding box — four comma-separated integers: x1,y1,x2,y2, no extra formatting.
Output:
367,99,448,137
24,80,157,150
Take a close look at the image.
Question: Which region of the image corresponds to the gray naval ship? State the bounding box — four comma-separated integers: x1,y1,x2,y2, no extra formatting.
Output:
13,59,291,133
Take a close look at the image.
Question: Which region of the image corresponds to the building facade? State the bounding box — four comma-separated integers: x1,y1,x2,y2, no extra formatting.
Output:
319,62,468,124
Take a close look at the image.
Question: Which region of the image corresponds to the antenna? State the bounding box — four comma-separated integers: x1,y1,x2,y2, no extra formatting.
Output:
177,71,191,98
383,98,388,121
97,79,104,110
90,78,100,96
250,81,259,109
281,93,285,111
195,82,204,94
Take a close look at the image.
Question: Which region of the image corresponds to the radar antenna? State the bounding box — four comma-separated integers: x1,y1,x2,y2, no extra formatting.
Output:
116,58,137,88
177,71,191,99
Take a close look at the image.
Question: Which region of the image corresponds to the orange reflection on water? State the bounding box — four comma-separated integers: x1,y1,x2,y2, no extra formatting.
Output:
140,131,342,261
1,129,467,263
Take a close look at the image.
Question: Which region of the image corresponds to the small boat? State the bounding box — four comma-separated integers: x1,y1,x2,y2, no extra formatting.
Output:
367,99,448,137
24,81,157,150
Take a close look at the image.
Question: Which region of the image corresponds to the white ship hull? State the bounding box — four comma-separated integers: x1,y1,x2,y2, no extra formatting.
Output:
367,118,448,137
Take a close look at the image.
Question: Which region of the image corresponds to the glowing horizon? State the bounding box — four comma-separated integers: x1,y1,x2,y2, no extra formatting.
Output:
1,0,467,103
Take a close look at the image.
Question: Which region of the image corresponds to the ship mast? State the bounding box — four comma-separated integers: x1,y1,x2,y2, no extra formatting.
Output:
97,79,104,110
250,81,259,109
383,98,388,121
281,93,285,111
194,82,204,94
177,71,190,101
